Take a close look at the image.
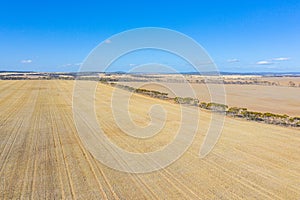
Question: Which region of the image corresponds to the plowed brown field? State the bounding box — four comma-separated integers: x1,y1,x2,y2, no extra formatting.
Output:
0,80,300,199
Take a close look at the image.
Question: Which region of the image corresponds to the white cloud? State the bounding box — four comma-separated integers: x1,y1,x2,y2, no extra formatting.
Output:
255,57,290,66
256,60,274,65
227,58,239,63
61,63,72,67
272,57,291,61
104,39,112,44
61,63,82,68
21,59,32,64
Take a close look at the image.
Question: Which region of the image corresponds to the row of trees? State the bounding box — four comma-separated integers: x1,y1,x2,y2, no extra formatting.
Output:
199,102,229,112
173,97,300,127
0,73,76,80
104,82,169,100
174,97,199,105
288,81,300,87
187,79,300,88
99,80,300,128
99,76,300,87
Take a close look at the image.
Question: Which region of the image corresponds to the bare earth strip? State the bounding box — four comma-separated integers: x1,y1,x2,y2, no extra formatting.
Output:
0,80,300,199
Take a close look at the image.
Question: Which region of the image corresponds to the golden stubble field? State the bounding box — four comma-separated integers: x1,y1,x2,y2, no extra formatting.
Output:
0,80,300,199
119,82,300,116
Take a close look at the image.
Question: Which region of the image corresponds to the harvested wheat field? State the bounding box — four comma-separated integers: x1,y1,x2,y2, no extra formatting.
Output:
0,80,300,199
119,82,300,116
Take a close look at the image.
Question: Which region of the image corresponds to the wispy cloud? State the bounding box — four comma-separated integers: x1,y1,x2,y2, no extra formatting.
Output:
255,57,290,66
227,58,239,63
104,39,112,44
61,63,72,67
61,62,82,67
256,60,274,65
74,63,82,66
272,57,291,61
21,59,32,64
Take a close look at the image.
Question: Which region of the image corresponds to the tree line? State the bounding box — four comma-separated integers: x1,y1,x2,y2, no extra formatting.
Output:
99,80,300,128
104,82,169,99
177,99,300,127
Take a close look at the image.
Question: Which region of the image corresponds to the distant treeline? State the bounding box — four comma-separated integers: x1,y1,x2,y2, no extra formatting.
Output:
0,73,75,80
99,77,300,87
1,74,300,88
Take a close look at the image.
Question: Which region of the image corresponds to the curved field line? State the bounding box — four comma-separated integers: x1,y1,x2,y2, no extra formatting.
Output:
0,85,33,175
54,81,118,200
95,82,299,199
60,80,161,199
0,83,33,156
1,80,299,199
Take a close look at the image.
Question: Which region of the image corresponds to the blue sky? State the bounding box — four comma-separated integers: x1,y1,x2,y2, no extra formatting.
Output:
0,0,299,72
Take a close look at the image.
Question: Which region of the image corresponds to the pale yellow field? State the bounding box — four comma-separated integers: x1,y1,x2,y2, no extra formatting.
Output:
119,82,300,116
0,80,300,199
261,77,300,86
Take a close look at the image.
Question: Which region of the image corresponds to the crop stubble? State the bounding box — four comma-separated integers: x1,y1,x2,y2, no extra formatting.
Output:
0,80,299,199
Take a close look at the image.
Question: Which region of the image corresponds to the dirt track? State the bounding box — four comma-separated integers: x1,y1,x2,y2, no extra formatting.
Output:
0,80,300,199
